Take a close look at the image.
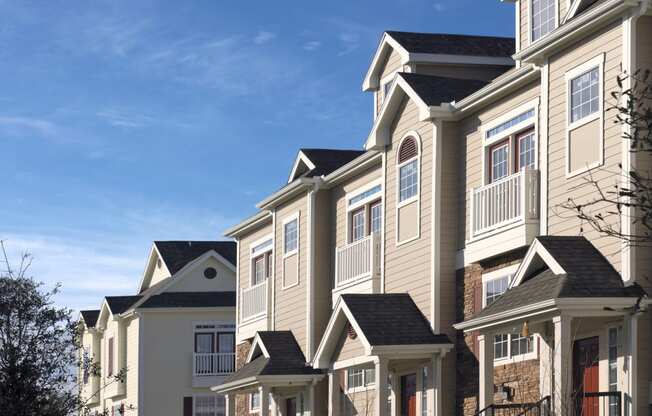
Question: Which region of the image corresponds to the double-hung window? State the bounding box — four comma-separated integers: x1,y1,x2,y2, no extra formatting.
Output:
351,208,366,242
250,237,273,286
347,367,375,392
347,182,383,243
194,395,226,416
399,160,419,202
531,0,556,42
284,219,298,255
570,67,600,124
485,276,509,306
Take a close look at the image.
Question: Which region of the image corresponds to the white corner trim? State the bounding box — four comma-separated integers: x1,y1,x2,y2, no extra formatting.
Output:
564,53,606,178
540,60,550,235
510,239,566,287
288,151,316,184
431,121,442,333
246,332,271,363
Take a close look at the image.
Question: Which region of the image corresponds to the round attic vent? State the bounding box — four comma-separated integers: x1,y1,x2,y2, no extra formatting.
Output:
347,323,357,340
203,267,217,279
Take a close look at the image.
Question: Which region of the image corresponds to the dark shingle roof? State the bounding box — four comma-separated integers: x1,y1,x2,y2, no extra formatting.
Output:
474,236,647,320
139,291,236,308
105,296,142,315
221,331,321,386
386,31,515,57
399,73,489,106
80,310,100,327
154,241,237,274
341,294,451,346
300,149,366,178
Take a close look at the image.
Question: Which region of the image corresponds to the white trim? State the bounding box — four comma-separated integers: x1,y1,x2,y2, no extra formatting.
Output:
224,211,272,239
379,72,397,108
246,332,272,362
510,239,565,287
515,0,522,54
307,189,316,361
288,151,316,184
564,53,605,178
192,394,226,416
281,212,300,290
431,121,442,332
528,0,561,46
491,333,540,366
249,235,273,289
540,60,549,235
482,264,520,308
271,209,276,330
380,152,387,294
362,33,409,91
346,179,383,212
395,132,422,246
332,355,377,371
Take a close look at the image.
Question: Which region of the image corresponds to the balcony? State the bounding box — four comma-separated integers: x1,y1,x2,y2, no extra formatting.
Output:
193,353,236,376
240,280,267,322
333,232,382,302
464,169,540,264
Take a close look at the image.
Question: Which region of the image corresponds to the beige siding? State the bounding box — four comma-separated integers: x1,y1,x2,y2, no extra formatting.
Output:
333,329,366,362
547,20,623,269
274,193,309,356
520,0,530,50
125,317,139,413
167,256,236,292
313,189,334,349
414,63,511,82
383,97,433,319
377,47,405,114
149,252,171,287
330,165,383,251
559,0,569,24
238,221,273,292
458,81,541,246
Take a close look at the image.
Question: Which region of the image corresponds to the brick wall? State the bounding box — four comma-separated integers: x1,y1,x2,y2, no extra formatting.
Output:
455,249,540,416
235,340,252,416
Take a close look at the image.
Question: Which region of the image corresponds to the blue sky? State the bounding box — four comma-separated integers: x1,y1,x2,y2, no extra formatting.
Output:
0,0,514,311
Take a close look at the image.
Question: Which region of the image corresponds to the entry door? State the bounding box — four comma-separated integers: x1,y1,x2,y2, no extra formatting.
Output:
401,374,417,416
286,397,297,416
573,337,600,416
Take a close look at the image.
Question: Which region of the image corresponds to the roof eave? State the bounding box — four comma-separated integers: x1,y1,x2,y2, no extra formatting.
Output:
256,177,321,211
224,211,273,238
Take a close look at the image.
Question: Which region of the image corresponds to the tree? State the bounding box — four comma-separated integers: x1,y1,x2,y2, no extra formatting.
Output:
560,70,652,244
0,241,130,416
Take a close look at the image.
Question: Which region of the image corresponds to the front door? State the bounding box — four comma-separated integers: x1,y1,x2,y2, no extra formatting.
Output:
573,337,600,416
286,397,297,416
401,374,417,416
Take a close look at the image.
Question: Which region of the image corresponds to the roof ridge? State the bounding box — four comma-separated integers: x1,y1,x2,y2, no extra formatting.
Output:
385,30,515,41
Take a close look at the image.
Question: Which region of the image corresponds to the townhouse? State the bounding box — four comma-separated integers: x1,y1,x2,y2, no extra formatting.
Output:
216,0,652,415
77,241,237,416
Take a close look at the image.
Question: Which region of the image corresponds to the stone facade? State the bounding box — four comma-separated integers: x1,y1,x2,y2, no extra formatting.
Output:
235,340,252,416
455,248,540,416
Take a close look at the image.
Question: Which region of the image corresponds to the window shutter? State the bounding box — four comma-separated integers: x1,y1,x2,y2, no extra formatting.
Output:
398,137,418,163
183,396,193,416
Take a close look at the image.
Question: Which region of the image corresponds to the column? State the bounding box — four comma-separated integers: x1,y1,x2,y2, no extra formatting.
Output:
225,393,235,416
625,314,639,416
374,357,389,416
427,354,442,416
328,370,340,416
269,390,279,416
260,386,270,416
390,372,399,416
539,329,553,401
478,334,494,411
552,315,572,416
304,384,315,416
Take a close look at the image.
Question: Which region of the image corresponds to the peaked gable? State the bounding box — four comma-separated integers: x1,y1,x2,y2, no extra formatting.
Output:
288,149,366,183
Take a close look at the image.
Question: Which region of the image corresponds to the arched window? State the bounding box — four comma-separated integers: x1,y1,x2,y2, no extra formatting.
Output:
397,136,419,203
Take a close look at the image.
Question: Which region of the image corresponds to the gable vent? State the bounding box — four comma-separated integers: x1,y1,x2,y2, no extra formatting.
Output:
347,323,357,340
398,137,418,163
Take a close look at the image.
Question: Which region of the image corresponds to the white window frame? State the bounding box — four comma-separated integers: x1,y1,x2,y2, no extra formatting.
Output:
379,72,396,108
565,53,605,178
249,391,261,413
395,132,422,246
193,394,226,416
193,321,236,354
481,264,519,308
248,234,273,287
346,180,383,244
528,0,559,45
346,366,376,393
493,333,538,365
481,99,539,185
281,212,300,290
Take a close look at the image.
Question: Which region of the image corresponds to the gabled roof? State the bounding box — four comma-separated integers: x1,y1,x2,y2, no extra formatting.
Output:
363,31,514,91
105,296,142,315
564,0,602,22
399,73,489,106
216,331,322,392
386,31,515,57
80,310,100,328
139,291,236,308
288,148,366,183
154,241,237,274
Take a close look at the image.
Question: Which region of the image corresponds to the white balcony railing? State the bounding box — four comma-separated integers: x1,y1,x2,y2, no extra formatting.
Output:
241,280,267,321
471,169,539,238
193,353,236,376
335,232,381,288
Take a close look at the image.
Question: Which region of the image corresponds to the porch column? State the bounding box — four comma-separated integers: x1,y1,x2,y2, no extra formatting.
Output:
374,357,389,416
552,315,572,416
625,314,639,416
478,334,494,411
304,383,315,416
427,354,443,416
328,370,341,416
269,390,279,416
224,393,235,416
539,329,554,401
390,372,399,416
260,386,270,416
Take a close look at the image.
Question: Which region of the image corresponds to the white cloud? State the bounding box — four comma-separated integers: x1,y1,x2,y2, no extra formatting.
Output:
253,30,276,45
433,2,446,12
337,32,360,56
0,116,56,136
303,40,322,51
96,108,155,128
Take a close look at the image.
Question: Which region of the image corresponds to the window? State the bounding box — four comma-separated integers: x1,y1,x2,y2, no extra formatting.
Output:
398,137,419,203
194,396,225,416
284,219,298,255
494,333,535,361
570,67,600,124
383,79,393,99
421,367,428,416
485,276,509,306
250,391,261,411
349,185,381,207
370,202,383,234
347,367,375,391
486,110,535,139
490,141,510,182
351,208,366,242
517,130,536,171
531,0,556,42
250,237,272,286
193,323,236,376
494,334,509,360
608,327,622,416
107,337,114,377
113,404,124,416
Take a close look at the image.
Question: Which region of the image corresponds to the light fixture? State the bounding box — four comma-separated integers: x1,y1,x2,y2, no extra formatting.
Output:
521,321,530,338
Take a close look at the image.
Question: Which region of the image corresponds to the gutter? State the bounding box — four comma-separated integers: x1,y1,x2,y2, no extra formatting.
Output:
321,150,382,187
256,177,321,211
224,211,272,238
514,0,637,64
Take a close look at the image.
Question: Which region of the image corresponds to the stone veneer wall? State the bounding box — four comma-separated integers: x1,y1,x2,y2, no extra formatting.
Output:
235,340,252,416
455,249,540,416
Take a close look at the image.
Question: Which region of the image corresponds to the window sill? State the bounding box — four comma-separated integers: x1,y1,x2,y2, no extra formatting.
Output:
397,196,418,209
493,351,538,367
346,385,376,394
567,112,600,132
283,250,298,259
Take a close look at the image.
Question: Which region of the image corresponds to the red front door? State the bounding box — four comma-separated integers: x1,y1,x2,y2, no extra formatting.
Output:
401,374,417,416
573,337,600,416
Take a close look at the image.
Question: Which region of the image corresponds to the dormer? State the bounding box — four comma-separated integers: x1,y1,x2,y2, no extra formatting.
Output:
287,149,366,183
363,31,515,117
